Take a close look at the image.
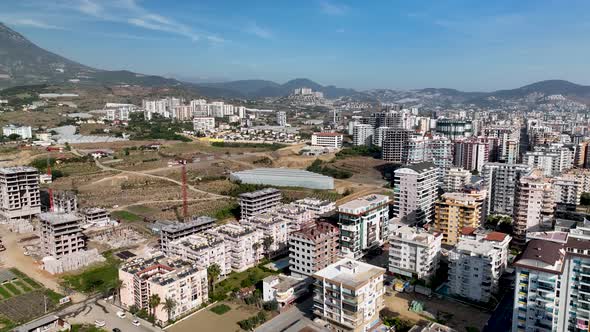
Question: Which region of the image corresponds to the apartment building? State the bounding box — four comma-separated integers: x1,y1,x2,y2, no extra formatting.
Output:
435,119,473,140
448,230,510,303
292,198,336,216
338,194,391,259
263,274,308,309
381,128,411,163
523,145,574,176
38,212,85,258
352,124,374,146
168,233,230,277
192,117,215,132
392,162,439,225
513,170,555,246
160,217,217,254
313,259,385,332
0,166,41,222
434,192,485,245
242,212,289,255
276,111,287,126
443,167,471,193
239,188,282,218
429,136,454,180
119,256,208,324
453,137,494,172
262,203,316,233
206,223,263,272
553,175,581,205
311,132,343,149
289,221,339,279
388,223,442,281
482,163,532,215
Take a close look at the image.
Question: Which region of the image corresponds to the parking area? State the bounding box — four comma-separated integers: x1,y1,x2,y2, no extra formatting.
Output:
66,300,157,332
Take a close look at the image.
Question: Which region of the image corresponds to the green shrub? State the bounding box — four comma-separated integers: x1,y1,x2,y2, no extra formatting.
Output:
210,304,231,315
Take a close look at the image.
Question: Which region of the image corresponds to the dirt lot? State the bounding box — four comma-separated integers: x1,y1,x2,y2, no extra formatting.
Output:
384,291,490,331
170,302,260,332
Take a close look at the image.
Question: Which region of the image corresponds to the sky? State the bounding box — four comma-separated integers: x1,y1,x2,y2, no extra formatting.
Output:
2,0,590,91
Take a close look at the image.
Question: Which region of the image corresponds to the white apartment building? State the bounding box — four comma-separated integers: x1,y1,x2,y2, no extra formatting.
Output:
289,221,339,279
168,233,230,277
242,212,289,255
119,256,208,324
3,125,32,139
292,198,336,216
0,166,41,222
388,223,442,281
238,188,282,218
106,108,130,122
553,175,581,205
311,132,343,149
192,117,215,132
513,169,555,245
313,259,385,332
392,162,439,225
173,105,193,121
523,145,574,176
482,163,532,216
276,111,287,126
429,136,454,180
443,167,471,192
448,230,510,303
38,212,85,259
259,202,316,233
206,223,263,272
338,194,391,259
263,274,308,309
352,124,374,146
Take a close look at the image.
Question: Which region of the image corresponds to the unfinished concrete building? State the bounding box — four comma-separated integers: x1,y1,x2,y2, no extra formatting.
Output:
50,190,78,213
160,216,217,254
0,166,41,222
82,207,112,227
38,212,85,258
289,221,339,279
238,188,282,218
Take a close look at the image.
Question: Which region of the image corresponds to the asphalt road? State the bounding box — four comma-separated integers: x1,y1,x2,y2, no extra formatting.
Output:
255,296,316,332
483,291,513,332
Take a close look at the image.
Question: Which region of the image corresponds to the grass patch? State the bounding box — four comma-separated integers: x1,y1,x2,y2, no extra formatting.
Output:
61,252,121,294
13,281,31,293
0,286,11,300
0,316,17,332
70,324,108,332
44,289,65,303
211,266,278,301
210,304,231,315
9,269,42,289
111,210,142,222
3,284,21,296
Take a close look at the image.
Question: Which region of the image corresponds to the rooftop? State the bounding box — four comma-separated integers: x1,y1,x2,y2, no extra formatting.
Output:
161,216,217,233
338,194,390,212
239,187,281,199
514,239,565,274
38,212,81,225
313,258,385,289
232,168,334,180
395,162,437,174
0,166,38,175
313,132,342,137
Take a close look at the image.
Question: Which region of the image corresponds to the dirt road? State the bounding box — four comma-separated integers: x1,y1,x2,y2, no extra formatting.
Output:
0,225,86,302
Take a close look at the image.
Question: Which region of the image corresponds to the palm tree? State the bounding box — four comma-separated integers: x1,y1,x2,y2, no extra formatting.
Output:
162,297,177,324
207,263,221,294
148,294,161,326
114,279,124,304
262,236,274,259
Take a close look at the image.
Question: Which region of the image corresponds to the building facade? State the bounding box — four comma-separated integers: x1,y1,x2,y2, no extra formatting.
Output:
392,162,439,225
434,192,485,245
289,221,339,279
0,166,41,222
388,223,442,281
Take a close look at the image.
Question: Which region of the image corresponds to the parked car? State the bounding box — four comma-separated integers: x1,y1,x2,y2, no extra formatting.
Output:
132,319,140,327
95,320,106,328
112,329,121,332
116,311,126,318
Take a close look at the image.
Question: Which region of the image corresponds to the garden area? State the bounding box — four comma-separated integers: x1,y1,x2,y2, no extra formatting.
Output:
0,268,65,332
60,251,121,295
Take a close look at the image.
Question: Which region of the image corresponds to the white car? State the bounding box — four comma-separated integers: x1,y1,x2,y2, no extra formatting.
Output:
132,319,140,327
116,311,126,318
95,320,106,328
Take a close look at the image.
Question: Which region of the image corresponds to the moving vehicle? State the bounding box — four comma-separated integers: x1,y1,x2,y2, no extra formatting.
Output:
116,311,126,318
132,319,140,327
95,320,106,328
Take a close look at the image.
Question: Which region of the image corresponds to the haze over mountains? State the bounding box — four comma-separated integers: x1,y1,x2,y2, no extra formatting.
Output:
2,22,590,104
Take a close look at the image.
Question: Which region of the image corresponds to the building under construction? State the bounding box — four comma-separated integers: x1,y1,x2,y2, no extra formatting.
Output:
0,166,41,222
38,212,85,258
160,216,217,254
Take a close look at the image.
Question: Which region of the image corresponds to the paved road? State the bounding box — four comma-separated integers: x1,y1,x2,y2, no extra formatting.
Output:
256,297,316,332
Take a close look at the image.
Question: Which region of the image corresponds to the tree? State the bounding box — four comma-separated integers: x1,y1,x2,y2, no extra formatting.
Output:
582,192,590,206
162,297,177,323
262,236,274,258
252,242,261,260
207,263,221,294
148,294,161,326
8,133,21,141
115,279,124,304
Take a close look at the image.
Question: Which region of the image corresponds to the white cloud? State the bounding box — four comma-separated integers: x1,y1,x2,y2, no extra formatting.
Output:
0,17,63,30
320,1,349,16
246,22,273,39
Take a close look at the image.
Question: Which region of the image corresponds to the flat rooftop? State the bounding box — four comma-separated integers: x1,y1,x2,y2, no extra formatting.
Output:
38,212,81,225
0,166,38,175
313,258,385,289
161,217,217,233
239,187,281,199
338,194,390,212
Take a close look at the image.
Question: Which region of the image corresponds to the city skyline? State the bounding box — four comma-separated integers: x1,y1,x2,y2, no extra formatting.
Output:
2,0,590,91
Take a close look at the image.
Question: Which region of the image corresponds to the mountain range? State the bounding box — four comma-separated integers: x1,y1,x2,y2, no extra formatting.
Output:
1,22,590,104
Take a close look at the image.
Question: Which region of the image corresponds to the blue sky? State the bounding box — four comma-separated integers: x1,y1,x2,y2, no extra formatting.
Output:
2,0,590,91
